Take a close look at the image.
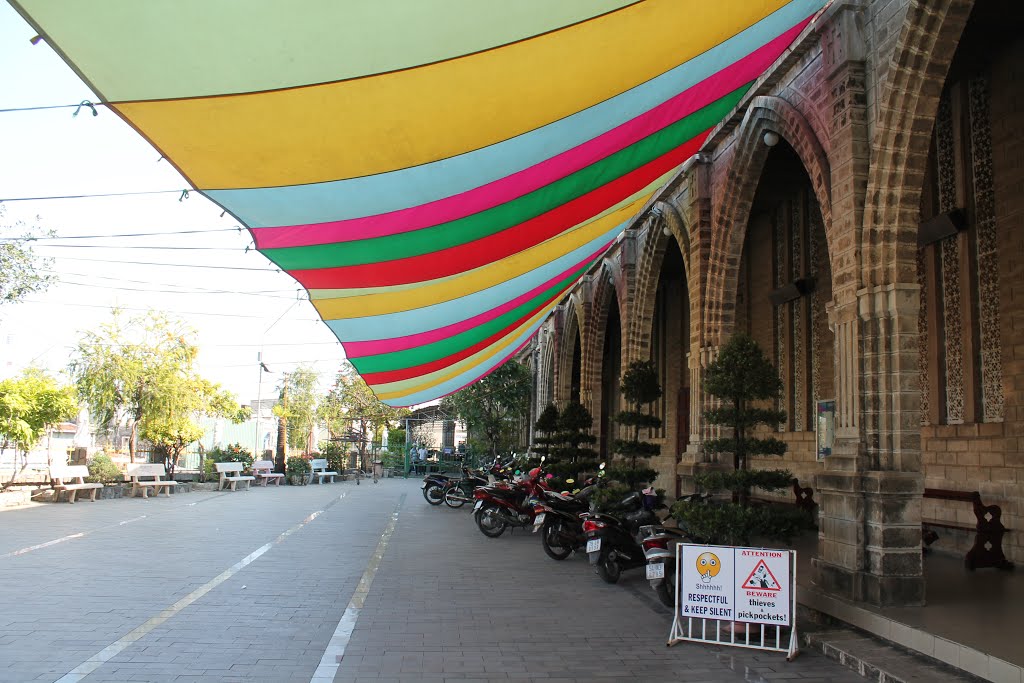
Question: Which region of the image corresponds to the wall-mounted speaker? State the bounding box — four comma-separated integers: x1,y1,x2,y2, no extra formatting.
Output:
919,209,966,247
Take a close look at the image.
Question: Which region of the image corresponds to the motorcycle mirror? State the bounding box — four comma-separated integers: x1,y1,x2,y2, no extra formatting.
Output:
565,479,575,484
540,455,546,463
599,462,606,470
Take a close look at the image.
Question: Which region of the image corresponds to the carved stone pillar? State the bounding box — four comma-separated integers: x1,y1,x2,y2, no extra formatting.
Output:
813,286,925,606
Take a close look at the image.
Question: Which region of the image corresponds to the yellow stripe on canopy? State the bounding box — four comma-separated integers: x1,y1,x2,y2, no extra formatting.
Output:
112,0,786,188
310,188,658,321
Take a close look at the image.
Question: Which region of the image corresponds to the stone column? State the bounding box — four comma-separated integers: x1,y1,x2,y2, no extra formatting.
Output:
813,286,925,606
811,5,924,606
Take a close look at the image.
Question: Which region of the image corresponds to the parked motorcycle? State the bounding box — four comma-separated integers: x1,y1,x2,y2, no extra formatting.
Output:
421,457,511,506
641,491,711,606
532,480,597,560
442,468,491,508
473,465,550,538
582,490,658,584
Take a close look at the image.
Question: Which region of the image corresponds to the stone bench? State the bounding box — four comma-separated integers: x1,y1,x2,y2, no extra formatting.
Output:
252,459,284,486
310,458,338,484
49,465,103,504
215,461,256,491
126,463,178,499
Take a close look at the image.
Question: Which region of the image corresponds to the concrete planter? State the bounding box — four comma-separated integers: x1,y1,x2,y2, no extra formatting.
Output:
288,475,308,486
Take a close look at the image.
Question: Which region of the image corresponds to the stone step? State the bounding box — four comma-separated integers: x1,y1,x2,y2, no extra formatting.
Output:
804,628,980,683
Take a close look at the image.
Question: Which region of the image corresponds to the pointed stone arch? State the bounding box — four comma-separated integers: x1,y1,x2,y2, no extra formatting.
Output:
555,295,584,406
629,202,691,364
704,95,833,343
862,0,974,287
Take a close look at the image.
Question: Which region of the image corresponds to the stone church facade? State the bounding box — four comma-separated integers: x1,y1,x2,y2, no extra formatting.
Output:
520,0,1023,606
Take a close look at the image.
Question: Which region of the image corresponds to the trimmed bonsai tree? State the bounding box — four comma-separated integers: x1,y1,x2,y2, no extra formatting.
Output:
592,361,663,511
530,402,599,489
671,333,808,545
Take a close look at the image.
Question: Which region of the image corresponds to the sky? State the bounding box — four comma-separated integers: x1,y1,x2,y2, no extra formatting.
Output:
0,3,349,404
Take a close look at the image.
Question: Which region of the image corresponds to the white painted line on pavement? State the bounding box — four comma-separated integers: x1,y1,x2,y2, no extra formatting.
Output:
0,492,232,560
1,533,84,559
53,492,347,683
119,515,147,525
311,493,406,683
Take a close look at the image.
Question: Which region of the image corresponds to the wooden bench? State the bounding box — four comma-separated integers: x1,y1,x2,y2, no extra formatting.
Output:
310,458,338,484
922,488,1013,570
49,465,103,504
214,462,256,491
126,463,178,499
751,479,817,515
252,460,284,486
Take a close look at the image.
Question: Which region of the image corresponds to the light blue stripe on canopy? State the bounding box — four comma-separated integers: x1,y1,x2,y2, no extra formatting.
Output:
207,0,818,227
324,223,623,341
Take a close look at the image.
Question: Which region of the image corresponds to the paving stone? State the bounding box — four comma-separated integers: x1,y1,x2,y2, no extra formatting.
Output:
0,480,872,682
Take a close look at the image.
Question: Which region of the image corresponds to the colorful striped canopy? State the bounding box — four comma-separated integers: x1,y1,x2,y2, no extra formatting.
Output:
14,0,824,406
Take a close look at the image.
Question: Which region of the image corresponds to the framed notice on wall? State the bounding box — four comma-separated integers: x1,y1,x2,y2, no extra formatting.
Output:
816,399,835,460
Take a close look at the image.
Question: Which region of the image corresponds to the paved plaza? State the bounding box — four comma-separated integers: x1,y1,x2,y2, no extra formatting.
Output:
0,479,867,682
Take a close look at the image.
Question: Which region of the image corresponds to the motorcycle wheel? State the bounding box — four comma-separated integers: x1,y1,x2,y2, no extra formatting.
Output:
541,520,573,561
655,570,675,607
422,484,445,506
475,505,507,538
595,549,621,584
443,486,466,508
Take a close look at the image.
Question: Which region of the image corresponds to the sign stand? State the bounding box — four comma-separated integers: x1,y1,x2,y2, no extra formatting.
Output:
667,544,799,661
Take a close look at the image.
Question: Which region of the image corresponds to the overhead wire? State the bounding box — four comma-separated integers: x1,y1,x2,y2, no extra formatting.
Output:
18,299,321,320
0,227,244,241
48,256,280,271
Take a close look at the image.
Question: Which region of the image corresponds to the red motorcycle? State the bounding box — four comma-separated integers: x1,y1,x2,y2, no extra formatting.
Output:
472,465,551,538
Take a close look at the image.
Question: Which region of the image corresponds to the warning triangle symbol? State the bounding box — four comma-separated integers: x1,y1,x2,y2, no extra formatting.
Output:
742,559,782,591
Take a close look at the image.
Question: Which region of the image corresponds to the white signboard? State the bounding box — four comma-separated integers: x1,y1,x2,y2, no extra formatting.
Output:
679,545,735,620
678,544,792,626
734,548,791,626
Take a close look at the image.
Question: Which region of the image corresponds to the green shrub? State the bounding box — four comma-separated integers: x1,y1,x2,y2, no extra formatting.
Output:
207,443,253,471
85,453,123,484
318,442,348,473
286,456,311,479
671,499,812,546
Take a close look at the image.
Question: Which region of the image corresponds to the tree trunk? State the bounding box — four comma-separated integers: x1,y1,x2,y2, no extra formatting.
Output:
275,416,287,473
129,420,138,463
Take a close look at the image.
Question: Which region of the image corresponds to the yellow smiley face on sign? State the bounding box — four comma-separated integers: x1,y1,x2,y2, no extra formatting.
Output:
696,552,721,578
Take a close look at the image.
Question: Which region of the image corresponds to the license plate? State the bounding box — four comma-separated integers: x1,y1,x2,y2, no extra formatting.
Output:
420,482,427,489
473,500,483,511
586,538,601,553
645,562,665,580
534,513,545,527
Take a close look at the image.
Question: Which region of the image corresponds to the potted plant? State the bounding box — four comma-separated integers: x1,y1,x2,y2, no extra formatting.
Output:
286,456,311,485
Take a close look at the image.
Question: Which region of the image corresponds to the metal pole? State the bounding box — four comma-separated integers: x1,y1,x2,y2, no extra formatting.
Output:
254,352,263,461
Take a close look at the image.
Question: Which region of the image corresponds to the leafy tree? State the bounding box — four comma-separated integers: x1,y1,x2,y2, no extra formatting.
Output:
318,362,409,470
68,309,244,467
0,368,77,458
273,366,320,452
672,334,806,545
440,361,531,458
0,207,54,305
607,360,661,490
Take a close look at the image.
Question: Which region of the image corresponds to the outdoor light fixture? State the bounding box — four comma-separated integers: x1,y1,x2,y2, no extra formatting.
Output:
918,209,966,246
662,225,672,237
763,131,780,147
768,277,815,306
